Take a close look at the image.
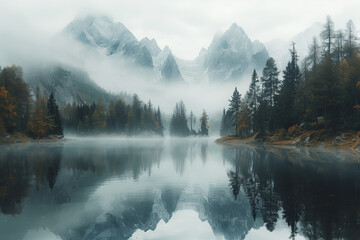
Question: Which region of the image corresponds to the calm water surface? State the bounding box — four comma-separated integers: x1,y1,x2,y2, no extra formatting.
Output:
0,138,359,240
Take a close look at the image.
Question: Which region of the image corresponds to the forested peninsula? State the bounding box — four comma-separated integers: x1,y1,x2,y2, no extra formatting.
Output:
218,17,360,149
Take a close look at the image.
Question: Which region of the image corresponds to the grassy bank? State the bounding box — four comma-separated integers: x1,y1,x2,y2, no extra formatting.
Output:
216,130,360,150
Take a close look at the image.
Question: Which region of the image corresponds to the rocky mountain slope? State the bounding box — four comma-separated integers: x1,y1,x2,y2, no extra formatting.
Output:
62,16,270,84
21,16,324,109
63,15,184,82
24,64,131,107
201,23,269,82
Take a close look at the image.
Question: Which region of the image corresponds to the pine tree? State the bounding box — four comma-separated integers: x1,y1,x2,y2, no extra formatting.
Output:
334,30,344,65
320,16,336,56
256,98,268,137
126,94,142,134
307,37,320,71
228,87,242,128
189,111,196,134
114,99,127,132
344,20,358,59
199,110,209,136
296,59,310,122
132,94,142,132
261,57,280,132
308,52,344,130
246,69,260,132
155,106,164,136
321,54,344,129
277,43,301,129
170,100,189,136
47,93,63,136
108,100,116,130
92,101,107,131
142,100,153,131
220,108,235,137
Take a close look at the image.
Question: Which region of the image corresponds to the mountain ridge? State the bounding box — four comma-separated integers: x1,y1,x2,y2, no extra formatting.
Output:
61,15,270,84
62,15,184,82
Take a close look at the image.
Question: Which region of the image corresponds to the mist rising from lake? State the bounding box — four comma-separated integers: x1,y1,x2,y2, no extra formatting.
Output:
0,138,359,240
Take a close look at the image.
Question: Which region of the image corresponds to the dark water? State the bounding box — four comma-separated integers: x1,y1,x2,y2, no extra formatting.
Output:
0,138,360,240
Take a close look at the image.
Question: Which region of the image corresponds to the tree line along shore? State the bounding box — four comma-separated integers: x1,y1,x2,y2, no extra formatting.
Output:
218,16,360,150
0,65,210,143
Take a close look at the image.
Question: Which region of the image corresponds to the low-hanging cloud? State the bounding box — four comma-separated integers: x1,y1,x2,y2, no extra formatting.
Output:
1,0,360,59
1,0,360,129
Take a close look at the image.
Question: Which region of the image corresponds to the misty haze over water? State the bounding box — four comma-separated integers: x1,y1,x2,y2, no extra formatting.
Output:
1,1,360,240
0,138,359,240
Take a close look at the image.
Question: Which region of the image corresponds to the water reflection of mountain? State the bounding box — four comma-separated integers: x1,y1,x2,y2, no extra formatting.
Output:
59,188,184,240
204,187,263,240
58,140,260,240
57,139,260,240
1,141,360,240
58,185,261,240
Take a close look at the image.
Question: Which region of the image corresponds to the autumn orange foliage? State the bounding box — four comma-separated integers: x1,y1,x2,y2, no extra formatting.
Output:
236,103,251,137
0,86,17,134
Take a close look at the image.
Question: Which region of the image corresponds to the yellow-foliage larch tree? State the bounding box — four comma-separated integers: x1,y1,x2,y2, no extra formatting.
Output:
0,86,17,135
236,104,251,138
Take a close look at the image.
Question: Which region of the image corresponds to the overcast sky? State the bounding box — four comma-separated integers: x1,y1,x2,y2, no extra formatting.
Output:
0,0,360,59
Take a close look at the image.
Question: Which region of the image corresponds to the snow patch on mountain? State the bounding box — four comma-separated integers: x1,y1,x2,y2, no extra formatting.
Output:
63,15,136,49
139,37,161,57
62,15,186,82
61,16,325,86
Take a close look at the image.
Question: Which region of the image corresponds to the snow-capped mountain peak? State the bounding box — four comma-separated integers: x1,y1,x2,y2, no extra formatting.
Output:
63,15,136,49
62,15,185,82
201,23,269,82
139,37,161,57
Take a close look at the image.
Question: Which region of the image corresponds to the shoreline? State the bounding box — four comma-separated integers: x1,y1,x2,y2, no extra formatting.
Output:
0,132,66,144
215,130,360,151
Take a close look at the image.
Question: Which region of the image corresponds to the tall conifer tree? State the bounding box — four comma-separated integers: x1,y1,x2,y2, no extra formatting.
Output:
47,93,63,136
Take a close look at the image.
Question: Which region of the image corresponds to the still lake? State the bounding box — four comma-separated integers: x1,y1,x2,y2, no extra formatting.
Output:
0,138,359,240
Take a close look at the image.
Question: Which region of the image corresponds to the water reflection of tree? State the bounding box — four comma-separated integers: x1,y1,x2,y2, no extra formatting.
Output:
30,148,62,190
171,141,189,175
227,148,242,200
227,171,241,200
0,142,165,215
200,142,208,163
274,159,302,239
0,145,62,215
61,143,163,180
223,146,360,239
0,151,29,215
